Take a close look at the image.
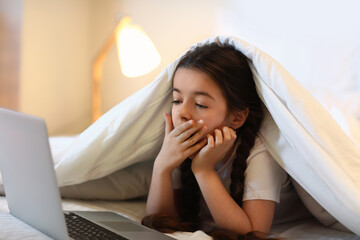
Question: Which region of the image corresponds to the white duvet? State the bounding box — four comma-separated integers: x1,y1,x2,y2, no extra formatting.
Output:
52,36,360,235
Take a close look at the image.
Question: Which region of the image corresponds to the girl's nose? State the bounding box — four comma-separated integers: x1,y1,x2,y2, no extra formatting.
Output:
178,103,192,122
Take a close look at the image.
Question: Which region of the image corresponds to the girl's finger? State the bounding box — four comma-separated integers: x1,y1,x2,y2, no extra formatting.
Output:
164,113,174,135
182,125,208,147
171,119,194,137
222,126,233,141
214,129,223,144
207,134,215,148
230,128,237,139
184,137,207,156
179,120,205,143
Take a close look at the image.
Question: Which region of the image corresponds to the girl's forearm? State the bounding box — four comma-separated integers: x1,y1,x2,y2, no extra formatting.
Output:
194,170,252,234
145,163,177,217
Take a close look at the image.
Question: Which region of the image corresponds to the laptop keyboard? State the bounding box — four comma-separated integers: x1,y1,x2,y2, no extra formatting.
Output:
65,212,128,240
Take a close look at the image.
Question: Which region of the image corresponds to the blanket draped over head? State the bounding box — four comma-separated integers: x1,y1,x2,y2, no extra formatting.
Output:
52,36,360,235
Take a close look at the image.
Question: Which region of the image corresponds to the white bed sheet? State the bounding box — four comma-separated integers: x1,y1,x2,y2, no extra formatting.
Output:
0,196,359,240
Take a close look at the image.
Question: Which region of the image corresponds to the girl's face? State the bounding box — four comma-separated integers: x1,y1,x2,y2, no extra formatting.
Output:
172,67,231,135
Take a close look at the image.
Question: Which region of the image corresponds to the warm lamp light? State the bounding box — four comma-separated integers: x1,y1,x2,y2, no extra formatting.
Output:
92,16,161,122
117,17,161,77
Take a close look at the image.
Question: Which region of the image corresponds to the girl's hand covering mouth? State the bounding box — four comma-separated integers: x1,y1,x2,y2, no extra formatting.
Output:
154,113,208,172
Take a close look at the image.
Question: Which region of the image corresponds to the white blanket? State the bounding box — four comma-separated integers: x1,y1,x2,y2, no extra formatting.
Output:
52,36,360,235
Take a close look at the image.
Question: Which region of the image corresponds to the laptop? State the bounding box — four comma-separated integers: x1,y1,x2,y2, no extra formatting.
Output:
0,108,174,240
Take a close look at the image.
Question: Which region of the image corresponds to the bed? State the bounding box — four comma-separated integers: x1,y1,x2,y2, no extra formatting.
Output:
0,197,359,240
1,35,359,239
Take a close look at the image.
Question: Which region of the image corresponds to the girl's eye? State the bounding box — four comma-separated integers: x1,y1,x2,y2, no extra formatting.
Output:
196,103,208,109
172,100,181,104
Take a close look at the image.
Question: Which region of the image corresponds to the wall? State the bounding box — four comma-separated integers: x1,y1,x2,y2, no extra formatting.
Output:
20,0,92,135
19,0,220,135
8,0,360,135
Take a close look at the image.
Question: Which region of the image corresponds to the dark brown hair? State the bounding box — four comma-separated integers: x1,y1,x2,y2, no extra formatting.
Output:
142,43,271,240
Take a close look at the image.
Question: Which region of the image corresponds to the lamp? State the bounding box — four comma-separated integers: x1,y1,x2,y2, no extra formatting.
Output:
92,16,161,122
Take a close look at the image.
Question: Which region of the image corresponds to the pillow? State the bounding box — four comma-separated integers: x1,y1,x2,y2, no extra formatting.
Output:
0,156,154,201
0,139,155,200
59,160,153,200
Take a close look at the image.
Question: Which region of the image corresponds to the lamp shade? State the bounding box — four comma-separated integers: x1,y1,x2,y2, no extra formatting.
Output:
92,16,161,122
116,17,161,78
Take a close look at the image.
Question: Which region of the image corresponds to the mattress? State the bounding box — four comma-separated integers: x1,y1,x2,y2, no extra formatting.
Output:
0,196,359,240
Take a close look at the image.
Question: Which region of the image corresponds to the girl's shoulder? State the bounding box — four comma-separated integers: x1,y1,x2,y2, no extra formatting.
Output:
247,136,268,160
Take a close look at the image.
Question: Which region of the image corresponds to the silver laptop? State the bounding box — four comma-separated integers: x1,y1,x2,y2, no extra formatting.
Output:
0,108,174,240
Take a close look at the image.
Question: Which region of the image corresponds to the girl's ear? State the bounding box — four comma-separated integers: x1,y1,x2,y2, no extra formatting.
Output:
229,108,249,130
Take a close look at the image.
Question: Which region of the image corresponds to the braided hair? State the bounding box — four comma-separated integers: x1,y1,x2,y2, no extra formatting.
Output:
142,43,267,240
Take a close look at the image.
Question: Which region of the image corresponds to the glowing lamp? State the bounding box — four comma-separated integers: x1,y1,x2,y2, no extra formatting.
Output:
92,16,160,122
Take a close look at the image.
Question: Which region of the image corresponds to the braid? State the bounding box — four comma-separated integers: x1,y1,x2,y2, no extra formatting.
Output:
230,109,263,206
179,158,201,222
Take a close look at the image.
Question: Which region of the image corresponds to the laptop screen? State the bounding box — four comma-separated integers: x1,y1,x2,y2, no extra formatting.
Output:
0,108,68,240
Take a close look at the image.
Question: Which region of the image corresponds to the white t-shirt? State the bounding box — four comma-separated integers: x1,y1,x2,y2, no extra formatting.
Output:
172,137,303,222
172,137,287,201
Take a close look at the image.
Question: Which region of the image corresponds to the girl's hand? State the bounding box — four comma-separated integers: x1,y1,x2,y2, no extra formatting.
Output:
154,113,207,172
191,126,237,174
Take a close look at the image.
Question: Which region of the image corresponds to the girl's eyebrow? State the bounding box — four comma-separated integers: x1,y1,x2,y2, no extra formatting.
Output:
172,88,215,100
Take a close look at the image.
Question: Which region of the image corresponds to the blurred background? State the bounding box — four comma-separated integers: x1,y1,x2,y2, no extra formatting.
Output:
1,0,359,135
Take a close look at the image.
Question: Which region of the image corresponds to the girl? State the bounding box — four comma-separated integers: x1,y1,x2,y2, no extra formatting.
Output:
142,43,286,239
